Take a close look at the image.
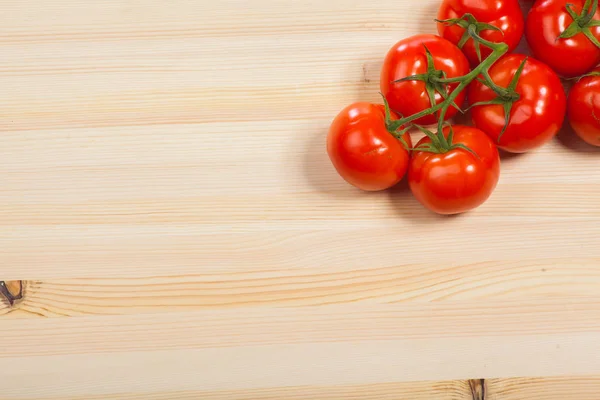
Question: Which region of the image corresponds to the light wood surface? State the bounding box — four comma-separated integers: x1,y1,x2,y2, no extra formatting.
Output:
2,0,600,398
486,376,600,400
5,381,475,400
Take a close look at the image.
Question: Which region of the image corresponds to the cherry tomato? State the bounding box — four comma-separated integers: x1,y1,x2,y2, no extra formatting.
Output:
468,54,566,153
327,102,412,191
526,0,600,78
380,34,470,126
409,125,500,215
437,0,524,66
568,70,600,146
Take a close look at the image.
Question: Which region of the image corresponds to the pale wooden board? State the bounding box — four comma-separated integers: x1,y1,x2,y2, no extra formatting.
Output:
486,376,600,400
4,300,600,397
3,259,600,317
5,381,474,400
2,0,600,398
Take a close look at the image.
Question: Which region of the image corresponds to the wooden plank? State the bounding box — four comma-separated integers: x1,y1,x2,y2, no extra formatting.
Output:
3,258,600,317
11,375,600,399
3,0,600,282
3,0,600,397
2,122,600,280
1,0,435,132
487,376,600,400
5,381,473,400
2,299,600,394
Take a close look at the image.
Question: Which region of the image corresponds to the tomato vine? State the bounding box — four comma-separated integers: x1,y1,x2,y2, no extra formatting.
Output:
383,20,511,155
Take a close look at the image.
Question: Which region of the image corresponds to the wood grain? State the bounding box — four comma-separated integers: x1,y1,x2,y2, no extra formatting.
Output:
3,300,600,386
10,377,600,400
3,0,600,398
487,376,600,400
2,258,600,317
4,300,600,398
6,381,473,400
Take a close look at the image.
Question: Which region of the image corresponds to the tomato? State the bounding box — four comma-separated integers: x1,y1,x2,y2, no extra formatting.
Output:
327,102,412,191
380,34,470,126
437,0,524,66
409,125,500,215
568,70,600,146
468,54,566,153
526,0,600,78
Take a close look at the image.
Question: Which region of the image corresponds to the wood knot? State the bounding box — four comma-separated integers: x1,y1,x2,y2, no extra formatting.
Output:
469,379,486,400
0,281,24,307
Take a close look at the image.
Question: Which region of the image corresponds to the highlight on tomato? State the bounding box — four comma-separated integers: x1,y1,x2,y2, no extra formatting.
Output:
327,102,412,191
568,69,600,147
380,34,470,126
468,54,566,153
408,125,500,215
437,0,524,66
526,0,600,78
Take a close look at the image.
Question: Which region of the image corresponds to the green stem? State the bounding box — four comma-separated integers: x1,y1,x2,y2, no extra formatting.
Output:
480,70,511,97
581,0,596,26
387,32,508,132
558,0,600,48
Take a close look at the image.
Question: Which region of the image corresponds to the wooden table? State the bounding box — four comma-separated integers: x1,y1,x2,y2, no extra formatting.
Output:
2,0,600,398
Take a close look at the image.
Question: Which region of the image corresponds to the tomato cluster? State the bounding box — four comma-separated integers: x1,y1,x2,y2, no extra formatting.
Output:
327,0,600,215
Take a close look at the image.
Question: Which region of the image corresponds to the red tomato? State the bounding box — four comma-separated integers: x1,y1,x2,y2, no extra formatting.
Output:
327,102,412,191
526,0,600,78
568,69,600,146
380,34,470,126
468,54,566,153
437,0,524,66
409,125,500,215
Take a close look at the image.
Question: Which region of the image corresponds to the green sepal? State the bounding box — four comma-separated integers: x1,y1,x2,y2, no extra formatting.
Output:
496,102,513,141
380,93,411,150
391,45,461,120
409,124,479,158
558,0,600,49
450,143,480,158
465,97,505,112
470,57,526,141
413,143,441,154
564,3,582,23
583,27,600,48
391,73,428,84
413,124,443,150
397,135,409,150
582,0,598,25
381,93,394,126
558,20,582,39
395,125,412,150
474,40,483,64
446,124,454,146
436,83,463,113
507,57,528,92
569,69,600,81
436,14,503,58
423,45,437,75
381,92,403,134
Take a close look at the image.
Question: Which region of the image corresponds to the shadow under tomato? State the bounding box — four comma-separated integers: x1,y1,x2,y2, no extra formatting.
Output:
303,127,348,197
303,126,384,200
386,178,466,224
498,148,529,163
555,119,600,153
